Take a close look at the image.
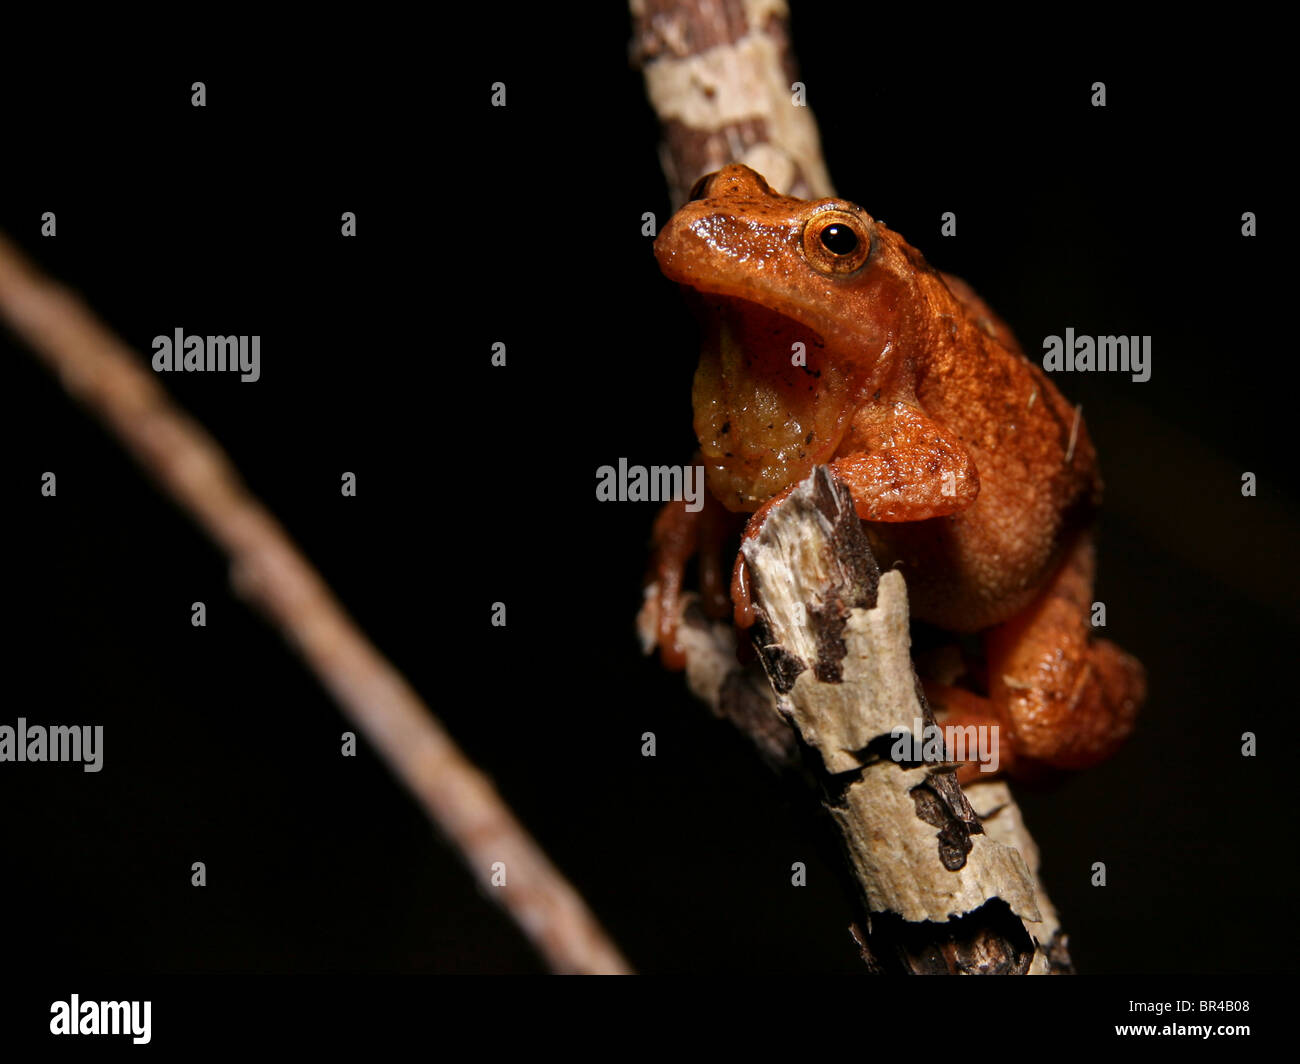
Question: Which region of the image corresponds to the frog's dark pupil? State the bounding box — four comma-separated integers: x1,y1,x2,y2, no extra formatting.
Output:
820,224,858,255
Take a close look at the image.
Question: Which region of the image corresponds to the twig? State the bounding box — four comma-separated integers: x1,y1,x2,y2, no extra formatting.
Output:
746,470,1066,972
0,232,631,976
638,471,1070,973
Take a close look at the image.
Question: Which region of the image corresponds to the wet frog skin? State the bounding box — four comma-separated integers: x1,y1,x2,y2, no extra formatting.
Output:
649,164,1144,780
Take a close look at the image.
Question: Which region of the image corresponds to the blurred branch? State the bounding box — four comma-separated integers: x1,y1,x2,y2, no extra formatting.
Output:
0,232,631,976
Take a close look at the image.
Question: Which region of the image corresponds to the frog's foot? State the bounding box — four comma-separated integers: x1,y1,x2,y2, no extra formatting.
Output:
921,682,1017,785
984,532,1145,772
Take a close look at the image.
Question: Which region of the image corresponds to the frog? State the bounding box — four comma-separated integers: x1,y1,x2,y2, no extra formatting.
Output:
648,163,1144,781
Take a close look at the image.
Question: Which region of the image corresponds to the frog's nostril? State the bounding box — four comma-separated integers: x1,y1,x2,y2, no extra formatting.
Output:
687,173,714,202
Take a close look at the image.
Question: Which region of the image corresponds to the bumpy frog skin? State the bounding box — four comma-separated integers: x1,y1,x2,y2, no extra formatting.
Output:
649,164,1144,779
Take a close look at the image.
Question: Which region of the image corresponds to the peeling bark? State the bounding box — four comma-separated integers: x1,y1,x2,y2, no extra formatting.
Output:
639,468,1071,974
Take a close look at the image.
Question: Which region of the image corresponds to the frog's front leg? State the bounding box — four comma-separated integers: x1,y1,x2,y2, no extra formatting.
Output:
730,401,980,628
649,487,740,670
926,531,1144,778
830,400,981,522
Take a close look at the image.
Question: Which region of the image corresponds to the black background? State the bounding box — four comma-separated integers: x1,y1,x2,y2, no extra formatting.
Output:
0,12,1293,976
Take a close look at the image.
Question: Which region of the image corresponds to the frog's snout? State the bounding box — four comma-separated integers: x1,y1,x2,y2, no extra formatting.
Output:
655,164,785,269
684,164,777,204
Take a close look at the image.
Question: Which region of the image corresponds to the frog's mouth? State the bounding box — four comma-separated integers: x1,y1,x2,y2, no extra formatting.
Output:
687,293,864,512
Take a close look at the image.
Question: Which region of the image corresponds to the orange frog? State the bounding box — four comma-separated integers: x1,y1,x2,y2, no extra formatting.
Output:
649,164,1144,780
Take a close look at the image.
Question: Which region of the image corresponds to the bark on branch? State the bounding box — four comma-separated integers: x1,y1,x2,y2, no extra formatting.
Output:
744,469,1067,973
640,470,1071,973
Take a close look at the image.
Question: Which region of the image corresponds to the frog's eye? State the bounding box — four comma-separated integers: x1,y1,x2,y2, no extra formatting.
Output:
802,210,872,275
687,173,714,202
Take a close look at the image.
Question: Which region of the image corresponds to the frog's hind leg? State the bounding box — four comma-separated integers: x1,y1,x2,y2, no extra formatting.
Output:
984,531,1145,772
918,682,1018,785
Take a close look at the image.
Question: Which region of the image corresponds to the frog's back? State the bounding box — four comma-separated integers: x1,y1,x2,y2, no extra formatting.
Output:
866,264,1102,631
